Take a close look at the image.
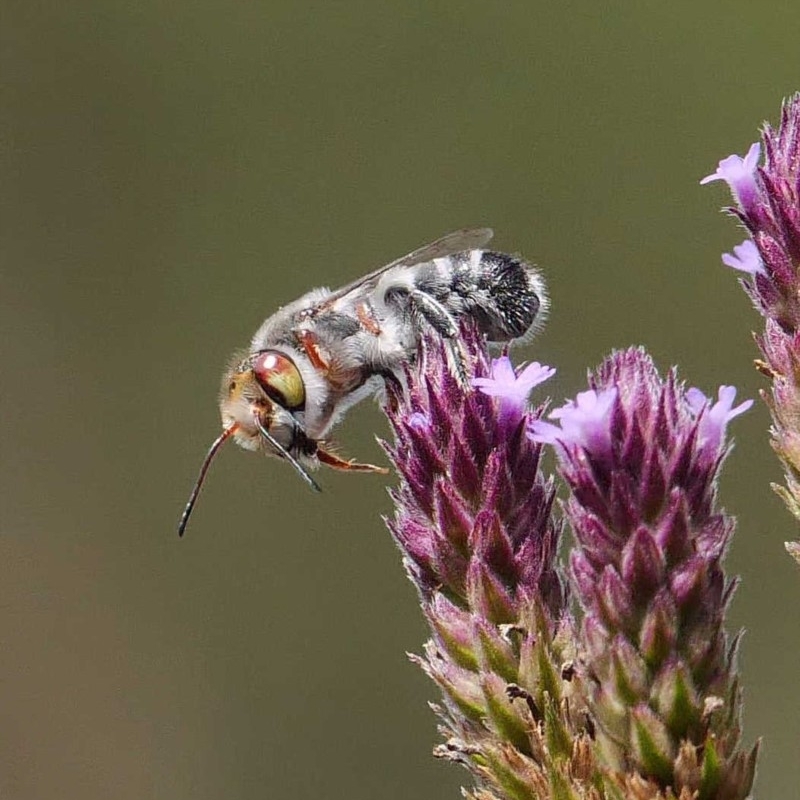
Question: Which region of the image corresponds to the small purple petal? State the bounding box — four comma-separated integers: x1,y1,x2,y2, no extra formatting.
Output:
516,360,557,388
708,385,754,426
408,411,431,431
489,356,517,385
744,141,761,169
721,239,765,276
700,142,761,216
699,142,760,186
473,356,555,407
529,388,617,462
527,419,564,446
685,387,708,416
688,385,753,456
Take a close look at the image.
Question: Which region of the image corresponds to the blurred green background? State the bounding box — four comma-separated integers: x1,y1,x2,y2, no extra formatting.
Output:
3,2,800,798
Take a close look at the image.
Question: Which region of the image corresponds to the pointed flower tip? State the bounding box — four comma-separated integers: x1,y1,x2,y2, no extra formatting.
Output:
721,239,765,276
528,386,617,459
472,355,555,407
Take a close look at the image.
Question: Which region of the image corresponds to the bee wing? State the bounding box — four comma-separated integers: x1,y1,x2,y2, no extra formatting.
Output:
375,227,494,273
322,227,494,305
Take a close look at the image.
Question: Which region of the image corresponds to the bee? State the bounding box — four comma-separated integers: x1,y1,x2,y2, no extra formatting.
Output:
178,228,547,536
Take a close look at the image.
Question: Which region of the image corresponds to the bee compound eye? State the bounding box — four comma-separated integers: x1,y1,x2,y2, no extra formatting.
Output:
252,350,305,410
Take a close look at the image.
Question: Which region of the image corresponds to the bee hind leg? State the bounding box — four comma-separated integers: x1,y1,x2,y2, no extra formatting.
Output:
407,290,470,387
444,340,471,388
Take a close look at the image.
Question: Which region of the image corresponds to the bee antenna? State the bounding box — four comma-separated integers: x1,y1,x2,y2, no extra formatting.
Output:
178,424,238,538
252,413,322,494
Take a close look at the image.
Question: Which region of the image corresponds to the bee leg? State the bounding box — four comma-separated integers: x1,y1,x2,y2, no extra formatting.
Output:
376,369,404,414
356,300,382,335
407,291,470,387
445,340,471,388
296,329,330,373
317,445,389,474
408,290,459,338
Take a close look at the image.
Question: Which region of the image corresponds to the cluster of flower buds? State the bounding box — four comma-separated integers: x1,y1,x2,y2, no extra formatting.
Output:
383,327,593,799
701,93,800,561
382,323,757,799
532,348,756,799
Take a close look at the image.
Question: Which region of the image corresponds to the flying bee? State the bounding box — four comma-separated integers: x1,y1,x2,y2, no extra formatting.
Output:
178,228,547,536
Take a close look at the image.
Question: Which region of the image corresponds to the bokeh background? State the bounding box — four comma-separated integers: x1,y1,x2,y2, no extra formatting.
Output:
3,2,800,798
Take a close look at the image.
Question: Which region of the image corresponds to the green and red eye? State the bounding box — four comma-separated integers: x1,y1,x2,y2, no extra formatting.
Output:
252,350,305,410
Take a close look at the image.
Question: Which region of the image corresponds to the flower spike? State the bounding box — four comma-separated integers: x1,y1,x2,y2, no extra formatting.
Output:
702,93,800,559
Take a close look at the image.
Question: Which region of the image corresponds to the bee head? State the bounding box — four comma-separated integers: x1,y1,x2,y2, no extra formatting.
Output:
219,349,307,452
178,350,317,538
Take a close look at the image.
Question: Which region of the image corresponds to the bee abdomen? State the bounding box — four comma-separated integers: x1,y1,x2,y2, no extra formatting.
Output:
455,251,548,342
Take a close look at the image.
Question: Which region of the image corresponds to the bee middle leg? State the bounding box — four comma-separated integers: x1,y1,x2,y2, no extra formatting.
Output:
375,368,405,413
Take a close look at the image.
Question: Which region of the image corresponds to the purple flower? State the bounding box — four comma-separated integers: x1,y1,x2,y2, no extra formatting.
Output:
703,96,800,330
700,141,761,217
406,411,431,431
529,387,617,463
539,348,757,798
686,385,753,458
472,356,555,405
721,239,765,276
381,326,584,798
385,327,564,615
473,356,555,430
704,94,800,556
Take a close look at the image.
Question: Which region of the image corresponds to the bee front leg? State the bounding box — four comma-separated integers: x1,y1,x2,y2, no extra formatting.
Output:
317,444,389,474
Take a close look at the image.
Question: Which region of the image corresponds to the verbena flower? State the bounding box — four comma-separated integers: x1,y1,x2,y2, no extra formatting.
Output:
701,93,800,561
382,327,756,799
700,142,762,220
529,348,757,800
530,387,618,464
686,386,753,459
382,327,599,800
721,240,765,276
471,355,554,397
